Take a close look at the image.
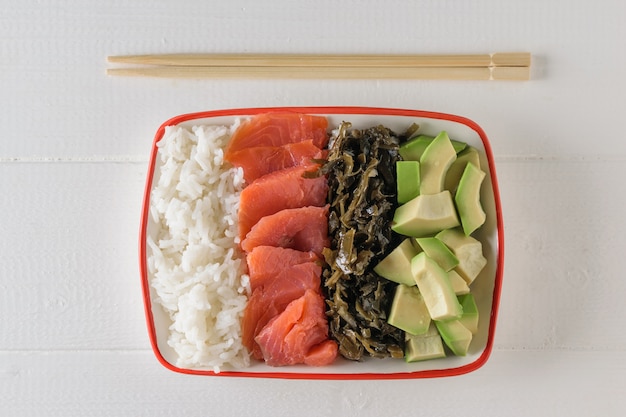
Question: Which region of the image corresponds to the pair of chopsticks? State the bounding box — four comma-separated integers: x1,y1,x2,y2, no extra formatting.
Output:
106,52,531,80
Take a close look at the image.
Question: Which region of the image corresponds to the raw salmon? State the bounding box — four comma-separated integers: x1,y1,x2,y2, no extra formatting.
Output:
237,166,328,241
247,246,321,291
304,339,339,366
227,140,328,184
241,206,330,256
241,264,322,359
229,112,334,367
242,290,283,359
255,289,334,366
225,112,329,160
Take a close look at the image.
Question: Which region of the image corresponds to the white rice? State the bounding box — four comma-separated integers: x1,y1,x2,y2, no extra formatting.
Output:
147,121,250,372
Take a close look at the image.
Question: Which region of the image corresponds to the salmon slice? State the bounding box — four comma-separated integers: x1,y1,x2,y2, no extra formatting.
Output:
241,206,330,256
227,140,328,184
304,339,339,366
255,289,333,367
241,264,322,358
225,112,329,160
247,246,320,292
242,291,282,360
238,166,328,241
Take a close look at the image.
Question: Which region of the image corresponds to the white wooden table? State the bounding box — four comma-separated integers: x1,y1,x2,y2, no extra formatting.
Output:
2,1,625,415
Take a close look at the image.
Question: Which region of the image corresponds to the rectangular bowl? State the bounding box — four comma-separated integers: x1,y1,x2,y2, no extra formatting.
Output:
139,106,504,379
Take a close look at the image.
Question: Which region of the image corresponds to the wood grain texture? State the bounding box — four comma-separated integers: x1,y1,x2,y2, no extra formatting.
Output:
1,1,625,158
2,0,626,415
495,159,626,351
0,162,149,350
1,350,624,417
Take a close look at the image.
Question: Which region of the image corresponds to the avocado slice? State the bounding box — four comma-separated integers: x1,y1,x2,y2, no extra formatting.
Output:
387,284,431,335
435,319,473,356
410,252,463,321
391,191,460,237
445,146,481,193
455,162,487,236
400,134,467,162
414,237,459,272
396,160,420,204
448,270,470,295
399,135,433,161
435,228,487,285
419,131,457,195
405,322,446,362
373,239,419,286
457,293,479,334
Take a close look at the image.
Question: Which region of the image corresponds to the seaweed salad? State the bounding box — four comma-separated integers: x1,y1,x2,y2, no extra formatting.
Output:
314,122,416,360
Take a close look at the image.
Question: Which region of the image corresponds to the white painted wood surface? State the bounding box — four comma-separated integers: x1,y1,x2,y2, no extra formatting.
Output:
2,0,625,415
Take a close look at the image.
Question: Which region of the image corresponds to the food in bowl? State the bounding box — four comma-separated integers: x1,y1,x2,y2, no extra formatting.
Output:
140,107,504,379
146,122,250,372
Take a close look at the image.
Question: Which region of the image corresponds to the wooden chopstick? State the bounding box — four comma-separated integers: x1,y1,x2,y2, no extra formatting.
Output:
106,52,531,80
106,65,530,80
107,52,530,68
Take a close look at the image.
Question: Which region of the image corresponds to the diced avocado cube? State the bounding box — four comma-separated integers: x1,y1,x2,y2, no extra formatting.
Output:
445,146,481,193
435,228,487,285
448,270,470,295
387,284,431,335
410,252,463,321
419,131,457,195
405,322,446,362
391,191,460,237
435,319,473,356
373,239,419,286
455,162,487,236
414,237,459,272
457,293,479,334
396,160,420,204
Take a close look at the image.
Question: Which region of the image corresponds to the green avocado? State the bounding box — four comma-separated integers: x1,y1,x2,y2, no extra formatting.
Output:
435,228,487,285
373,239,419,286
399,135,434,161
387,284,431,335
448,270,470,295
419,131,457,195
400,134,467,162
391,191,460,237
445,146,481,193
414,237,459,272
455,162,487,236
404,322,446,362
435,319,473,356
411,252,463,321
396,160,420,204
457,293,479,334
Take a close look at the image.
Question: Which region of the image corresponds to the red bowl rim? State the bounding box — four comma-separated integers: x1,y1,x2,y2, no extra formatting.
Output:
138,106,505,380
